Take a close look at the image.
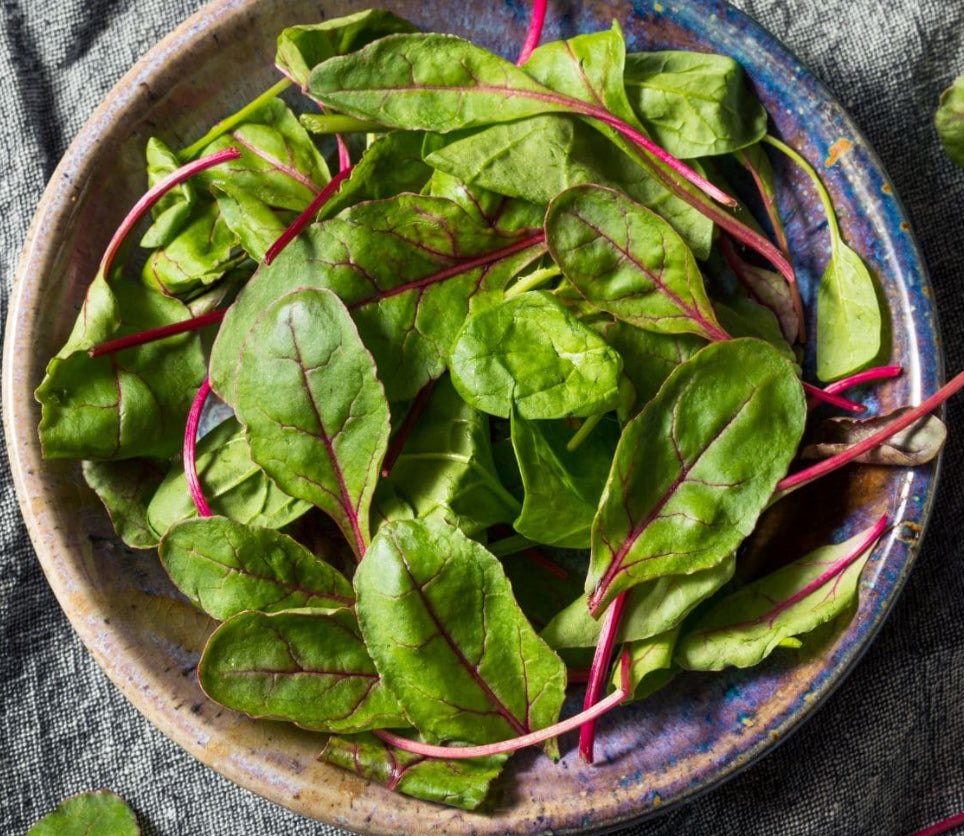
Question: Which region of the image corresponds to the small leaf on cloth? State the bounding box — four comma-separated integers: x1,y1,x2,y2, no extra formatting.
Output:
320,732,504,811
586,338,805,616
448,291,624,419
199,608,406,732
354,518,567,745
234,287,390,556
936,72,964,169
159,517,354,620
27,791,139,836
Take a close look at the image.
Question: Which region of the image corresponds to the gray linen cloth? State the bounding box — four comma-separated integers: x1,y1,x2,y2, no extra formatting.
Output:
2,1,963,833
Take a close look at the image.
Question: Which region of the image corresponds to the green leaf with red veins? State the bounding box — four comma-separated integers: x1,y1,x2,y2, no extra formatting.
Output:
545,185,727,341
210,183,289,263
146,417,310,540
27,791,139,836
210,194,545,405
82,459,167,549
354,518,567,746
448,291,624,419
321,732,504,811
800,408,947,466
610,628,679,701
676,522,885,670
234,288,390,557
586,339,805,616
542,554,735,649
198,608,406,732
276,10,418,91
159,517,354,620
422,168,545,234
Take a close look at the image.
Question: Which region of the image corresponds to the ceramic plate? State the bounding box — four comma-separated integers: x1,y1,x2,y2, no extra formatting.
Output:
2,0,941,833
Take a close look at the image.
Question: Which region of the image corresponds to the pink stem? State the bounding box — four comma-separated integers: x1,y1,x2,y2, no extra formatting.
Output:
579,591,628,763
824,365,903,396
912,811,964,836
336,134,351,172
264,165,354,265
372,651,630,760
380,378,438,478
777,369,964,493
89,309,227,357
801,381,866,414
185,378,214,518
98,148,241,281
515,0,548,65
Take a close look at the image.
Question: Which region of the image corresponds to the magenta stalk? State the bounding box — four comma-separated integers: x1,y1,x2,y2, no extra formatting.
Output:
184,378,214,518
801,381,866,414
778,369,964,493
823,365,903,396
264,165,354,265
97,148,241,282
89,309,227,357
579,591,628,763
515,0,548,65
372,651,630,760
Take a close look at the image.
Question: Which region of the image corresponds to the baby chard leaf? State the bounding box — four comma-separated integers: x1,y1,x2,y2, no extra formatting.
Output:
234,288,390,557
675,519,886,670
82,459,167,549
321,732,504,811
374,377,520,537
510,410,619,549
448,291,624,419
545,185,728,341
800,407,947,466
623,51,768,159
610,628,679,701
159,517,354,620
354,518,567,746
146,417,310,540
586,339,806,616
199,608,406,732
210,194,545,405
140,137,195,248
27,791,139,836
543,554,735,649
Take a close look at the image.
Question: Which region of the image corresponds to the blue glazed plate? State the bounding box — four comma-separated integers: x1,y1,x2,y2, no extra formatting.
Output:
2,0,940,833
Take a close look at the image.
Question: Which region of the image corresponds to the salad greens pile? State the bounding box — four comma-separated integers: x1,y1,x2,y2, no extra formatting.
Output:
36,4,961,812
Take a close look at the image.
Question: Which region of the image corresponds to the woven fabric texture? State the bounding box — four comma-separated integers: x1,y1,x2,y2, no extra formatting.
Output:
2,1,963,834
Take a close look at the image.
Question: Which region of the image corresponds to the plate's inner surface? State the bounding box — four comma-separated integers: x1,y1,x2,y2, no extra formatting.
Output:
4,0,939,834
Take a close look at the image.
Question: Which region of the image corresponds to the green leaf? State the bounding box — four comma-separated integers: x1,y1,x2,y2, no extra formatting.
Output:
234,288,390,556
82,459,167,549
936,72,964,168
199,608,406,732
424,116,713,258
317,130,432,219
140,137,195,247
542,554,735,649
816,240,883,381
421,168,545,234
374,377,520,537
449,291,624,419
159,517,354,620
276,10,418,90
623,51,767,159
611,628,679,700
210,194,544,404
27,791,139,836
676,523,884,670
146,417,310,540
714,296,797,366
211,183,289,263
586,339,806,615
545,185,727,341
197,98,330,211
321,732,503,811
36,278,206,460
800,408,947,466
510,411,618,549
309,33,572,131
355,518,567,745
